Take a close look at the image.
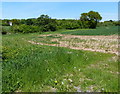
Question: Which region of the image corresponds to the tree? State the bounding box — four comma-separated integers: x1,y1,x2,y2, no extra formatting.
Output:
80,11,102,28
36,14,51,26
87,11,102,22
36,14,57,32
20,19,26,24
80,13,89,21
2,19,10,26
26,19,33,25
11,19,20,25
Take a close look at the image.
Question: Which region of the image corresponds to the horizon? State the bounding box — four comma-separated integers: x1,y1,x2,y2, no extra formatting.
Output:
2,2,118,21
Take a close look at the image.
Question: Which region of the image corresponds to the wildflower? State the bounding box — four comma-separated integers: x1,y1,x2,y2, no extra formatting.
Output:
62,82,64,85
101,88,104,91
47,69,49,72
54,80,58,85
74,67,76,69
68,79,73,83
67,51,72,54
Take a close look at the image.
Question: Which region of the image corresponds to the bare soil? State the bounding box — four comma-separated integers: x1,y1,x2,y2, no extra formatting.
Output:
28,34,118,55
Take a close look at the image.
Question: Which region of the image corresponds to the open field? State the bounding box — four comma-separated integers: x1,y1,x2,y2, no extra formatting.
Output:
2,26,119,92
61,26,118,35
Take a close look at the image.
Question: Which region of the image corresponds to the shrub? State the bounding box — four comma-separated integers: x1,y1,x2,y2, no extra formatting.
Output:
48,23,57,31
12,25,22,33
88,20,97,29
64,22,80,29
40,23,57,32
97,21,116,27
40,25,50,32
81,21,90,29
2,22,10,26
1,26,12,35
56,25,63,30
12,25,41,33
113,21,120,26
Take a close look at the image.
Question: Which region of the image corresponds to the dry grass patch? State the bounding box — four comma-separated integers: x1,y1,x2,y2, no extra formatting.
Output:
29,34,118,55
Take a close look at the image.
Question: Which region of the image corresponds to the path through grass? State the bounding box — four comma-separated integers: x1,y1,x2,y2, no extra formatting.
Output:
2,33,118,92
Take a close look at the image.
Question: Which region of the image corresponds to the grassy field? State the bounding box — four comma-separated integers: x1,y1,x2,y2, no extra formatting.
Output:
61,26,118,35
2,26,118,92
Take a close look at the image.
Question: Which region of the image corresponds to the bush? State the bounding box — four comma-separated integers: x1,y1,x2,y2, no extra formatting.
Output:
64,22,80,29
1,26,11,35
88,20,97,29
113,21,120,26
97,21,116,27
12,25,41,33
56,25,63,30
40,23,57,32
12,25,22,33
2,22,10,26
49,23,57,31
40,25,50,32
2,31,7,35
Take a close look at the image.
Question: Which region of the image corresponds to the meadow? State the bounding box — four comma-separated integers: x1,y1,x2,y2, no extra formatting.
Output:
61,26,118,35
2,26,118,92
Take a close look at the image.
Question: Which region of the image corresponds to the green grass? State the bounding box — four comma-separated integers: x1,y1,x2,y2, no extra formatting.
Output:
30,35,60,44
46,35,62,38
61,26,118,35
2,33,118,92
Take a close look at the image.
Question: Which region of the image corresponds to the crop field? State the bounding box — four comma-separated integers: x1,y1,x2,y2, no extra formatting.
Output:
61,26,118,35
2,26,119,92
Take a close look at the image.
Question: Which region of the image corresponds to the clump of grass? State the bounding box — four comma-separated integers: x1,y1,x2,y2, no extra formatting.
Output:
46,35,62,38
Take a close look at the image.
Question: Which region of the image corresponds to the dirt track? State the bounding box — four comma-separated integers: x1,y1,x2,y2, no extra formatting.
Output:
28,34,118,55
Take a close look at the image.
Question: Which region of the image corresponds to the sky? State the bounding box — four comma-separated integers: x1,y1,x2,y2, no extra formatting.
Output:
1,2,118,21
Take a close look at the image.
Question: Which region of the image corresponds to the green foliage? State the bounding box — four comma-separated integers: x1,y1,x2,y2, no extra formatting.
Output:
88,11,102,22
81,21,90,29
20,19,26,24
48,23,57,31
113,21,120,26
11,24,41,33
26,19,34,25
80,11,102,28
40,25,50,32
1,26,11,35
97,21,120,27
11,19,21,25
2,12,119,34
2,28,7,35
35,15,57,32
2,19,10,26
56,19,81,30
11,25,22,33
64,22,80,29
36,14,51,26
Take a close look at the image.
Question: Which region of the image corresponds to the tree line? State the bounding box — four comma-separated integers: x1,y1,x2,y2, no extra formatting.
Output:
1,11,120,34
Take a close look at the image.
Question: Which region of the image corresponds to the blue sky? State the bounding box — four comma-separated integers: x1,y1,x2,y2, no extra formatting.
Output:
2,2,118,21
